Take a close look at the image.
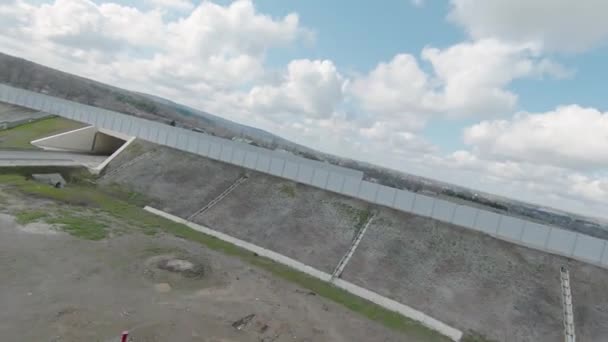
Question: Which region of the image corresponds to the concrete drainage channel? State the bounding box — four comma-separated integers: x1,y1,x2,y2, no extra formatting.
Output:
144,206,463,341
332,214,375,281
187,175,248,221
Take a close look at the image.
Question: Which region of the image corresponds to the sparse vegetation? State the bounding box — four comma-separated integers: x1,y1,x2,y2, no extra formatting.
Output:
331,201,372,232
46,213,107,240
461,331,496,342
279,184,296,198
15,210,48,225
0,117,84,150
115,93,158,114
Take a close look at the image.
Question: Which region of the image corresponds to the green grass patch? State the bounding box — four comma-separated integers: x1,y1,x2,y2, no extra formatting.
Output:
0,172,451,341
0,117,85,150
46,213,108,241
461,331,496,342
279,184,296,198
331,201,372,232
15,210,48,225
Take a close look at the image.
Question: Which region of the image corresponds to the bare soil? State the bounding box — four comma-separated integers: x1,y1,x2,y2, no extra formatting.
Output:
0,191,407,342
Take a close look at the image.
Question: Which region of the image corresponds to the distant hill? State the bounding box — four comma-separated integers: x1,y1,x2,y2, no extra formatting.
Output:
0,52,303,150
1,51,606,234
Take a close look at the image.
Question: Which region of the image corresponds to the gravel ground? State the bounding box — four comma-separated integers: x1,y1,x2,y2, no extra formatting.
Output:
100,141,245,218
342,207,608,342
0,192,408,342
196,173,373,274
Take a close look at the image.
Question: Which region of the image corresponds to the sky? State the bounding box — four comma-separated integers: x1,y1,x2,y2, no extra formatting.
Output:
0,0,607,219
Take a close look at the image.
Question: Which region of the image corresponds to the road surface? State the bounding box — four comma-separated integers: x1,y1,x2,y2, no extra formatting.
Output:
0,150,107,168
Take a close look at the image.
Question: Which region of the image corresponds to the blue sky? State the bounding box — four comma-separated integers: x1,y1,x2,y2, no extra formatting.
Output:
1,0,607,219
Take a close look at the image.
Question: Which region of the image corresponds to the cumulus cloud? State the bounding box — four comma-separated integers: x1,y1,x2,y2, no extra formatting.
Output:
245,59,345,119
0,0,308,89
449,0,608,52
350,39,570,128
463,105,608,170
150,0,193,11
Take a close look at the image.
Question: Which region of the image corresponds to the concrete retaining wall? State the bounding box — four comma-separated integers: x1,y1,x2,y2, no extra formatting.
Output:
2,83,607,270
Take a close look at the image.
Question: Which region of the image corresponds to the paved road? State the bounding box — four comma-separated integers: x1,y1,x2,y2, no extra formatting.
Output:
0,150,107,168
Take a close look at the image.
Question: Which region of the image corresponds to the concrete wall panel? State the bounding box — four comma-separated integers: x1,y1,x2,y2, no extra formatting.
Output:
220,145,234,162
177,131,188,150
269,157,285,177
110,115,121,132
412,194,435,217
311,169,329,189
208,142,221,159
195,138,210,157
497,216,526,241
157,129,168,146
546,228,577,256
186,135,198,153
340,177,361,197
242,151,257,169
165,130,177,148
520,222,551,247
375,185,397,207
431,199,456,222
474,210,501,235
296,164,314,184
357,181,379,202
283,161,299,180
146,123,159,140
573,234,605,263
255,154,271,172
602,244,608,266
452,205,478,228
326,172,345,193
393,190,415,212
231,148,246,166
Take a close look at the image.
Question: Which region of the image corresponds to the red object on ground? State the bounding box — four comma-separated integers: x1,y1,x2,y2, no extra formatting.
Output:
121,331,129,342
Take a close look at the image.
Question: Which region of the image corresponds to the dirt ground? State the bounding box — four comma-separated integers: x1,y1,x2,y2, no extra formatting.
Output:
0,190,408,342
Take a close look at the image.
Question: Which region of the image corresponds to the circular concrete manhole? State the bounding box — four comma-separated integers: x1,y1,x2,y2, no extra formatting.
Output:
144,254,208,283
156,258,205,278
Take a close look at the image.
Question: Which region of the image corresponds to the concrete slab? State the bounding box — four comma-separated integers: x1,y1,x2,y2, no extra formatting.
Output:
326,172,345,193
546,228,578,256
473,210,500,235
283,161,299,180
357,181,379,202
254,154,271,173
393,190,415,212
412,194,434,217
296,164,314,184
340,177,361,197
497,216,526,242
452,205,477,228
311,169,329,189
375,185,397,208
431,199,456,222
573,234,605,263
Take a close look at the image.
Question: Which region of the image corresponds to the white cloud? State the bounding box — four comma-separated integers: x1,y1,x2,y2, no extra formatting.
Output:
245,59,345,119
464,105,608,171
0,0,308,89
150,0,193,11
449,0,608,52
350,39,569,129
